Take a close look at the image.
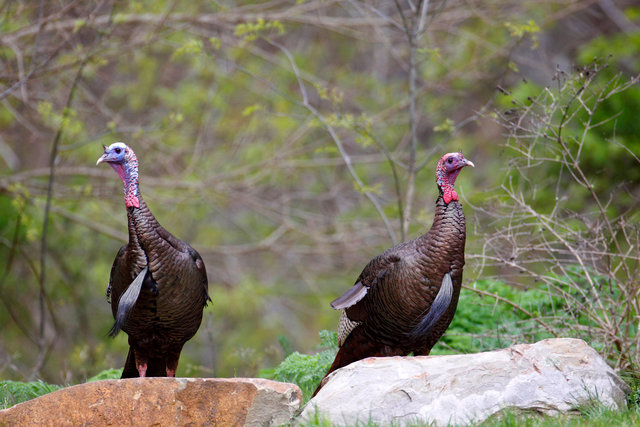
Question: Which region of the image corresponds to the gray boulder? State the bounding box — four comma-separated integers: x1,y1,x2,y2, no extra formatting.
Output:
300,338,629,426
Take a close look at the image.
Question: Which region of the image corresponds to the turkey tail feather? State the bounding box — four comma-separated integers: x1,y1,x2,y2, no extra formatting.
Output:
109,266,148,337
408,272,453,340
331,282,368,309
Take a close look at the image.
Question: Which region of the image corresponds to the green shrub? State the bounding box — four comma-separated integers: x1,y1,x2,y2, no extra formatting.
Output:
263,330,337,402
436,279,556,355
86,368,123,382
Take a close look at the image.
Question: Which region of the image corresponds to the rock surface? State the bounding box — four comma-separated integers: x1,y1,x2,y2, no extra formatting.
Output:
0,377,301,426
301,338,630,426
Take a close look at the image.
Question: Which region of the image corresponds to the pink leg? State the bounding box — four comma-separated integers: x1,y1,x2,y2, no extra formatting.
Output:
166,352,180,377
137,362,147,377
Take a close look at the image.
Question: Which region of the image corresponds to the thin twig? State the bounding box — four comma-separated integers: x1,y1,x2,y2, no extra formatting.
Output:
270,39,398,243
34,2,115,380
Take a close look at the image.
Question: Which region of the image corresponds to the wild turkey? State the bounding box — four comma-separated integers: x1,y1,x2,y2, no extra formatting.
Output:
97,142,210,378
315,151,474,394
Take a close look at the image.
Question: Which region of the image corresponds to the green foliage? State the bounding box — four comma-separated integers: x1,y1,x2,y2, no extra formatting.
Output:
497,34,640,214
278,335,294,358
478,407,640,427
266,330,337,402
0,380,61,409
0,369,123,409
172,37,204,60
432,280,555,355
234,18,285,42
86,368,123,382
488,55,640,370
433,118,455,134
504,20,540,48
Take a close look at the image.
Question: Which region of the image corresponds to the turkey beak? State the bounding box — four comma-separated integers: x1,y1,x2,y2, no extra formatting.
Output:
96,153,108,165
464,159,475,168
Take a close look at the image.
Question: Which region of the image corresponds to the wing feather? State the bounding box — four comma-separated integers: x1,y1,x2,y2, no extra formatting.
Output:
408,272,453,340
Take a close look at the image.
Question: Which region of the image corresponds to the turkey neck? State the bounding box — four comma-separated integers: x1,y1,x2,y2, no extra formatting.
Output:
126,197,168,273
418,191,466,265
116,153,170,272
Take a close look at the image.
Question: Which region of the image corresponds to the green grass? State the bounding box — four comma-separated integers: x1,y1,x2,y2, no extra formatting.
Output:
297,405,640,427
0,368,122,409
86,368,123,382
0,380,62,410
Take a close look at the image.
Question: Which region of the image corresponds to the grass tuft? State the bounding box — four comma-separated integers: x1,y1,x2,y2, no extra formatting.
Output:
0,368,123,409
0,380,61,409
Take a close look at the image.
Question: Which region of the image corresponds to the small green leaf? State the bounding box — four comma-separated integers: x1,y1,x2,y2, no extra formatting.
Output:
73,19,85,33
354,181,383,196
504,20,540,49
434,118,455,133
234,19,286,42
209,37,221,50
172,38,203,60
242,104,262,117
419,47,442,61
355,134,374,148
314,146,339,155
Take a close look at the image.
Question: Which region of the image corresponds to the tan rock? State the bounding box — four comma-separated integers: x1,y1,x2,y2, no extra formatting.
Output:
0,377,301,426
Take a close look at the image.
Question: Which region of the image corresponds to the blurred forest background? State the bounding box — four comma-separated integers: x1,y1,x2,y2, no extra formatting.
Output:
0,0,638,386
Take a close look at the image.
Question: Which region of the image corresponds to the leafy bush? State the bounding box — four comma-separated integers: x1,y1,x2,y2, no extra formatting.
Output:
86,368,123,382
481,61,640,371
435,279,556,355
263,330,337,402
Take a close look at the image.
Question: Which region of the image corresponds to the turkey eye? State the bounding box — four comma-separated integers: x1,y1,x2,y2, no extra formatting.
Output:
115,148,121,154
447,157,453,164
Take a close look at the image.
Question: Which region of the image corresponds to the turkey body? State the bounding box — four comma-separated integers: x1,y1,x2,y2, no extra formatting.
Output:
317,152,473,393
108,199,209,378
98,142,209,378
331,196,465,369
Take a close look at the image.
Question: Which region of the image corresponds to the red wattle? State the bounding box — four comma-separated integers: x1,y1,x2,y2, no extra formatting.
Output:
125,195,140,208
443,190,458,204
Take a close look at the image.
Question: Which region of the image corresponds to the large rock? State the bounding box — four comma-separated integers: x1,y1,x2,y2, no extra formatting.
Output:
0,377,301,426
301,338,629,426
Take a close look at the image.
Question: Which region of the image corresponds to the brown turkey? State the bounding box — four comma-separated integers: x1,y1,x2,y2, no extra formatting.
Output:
97,142,210,378
315,151,474,395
